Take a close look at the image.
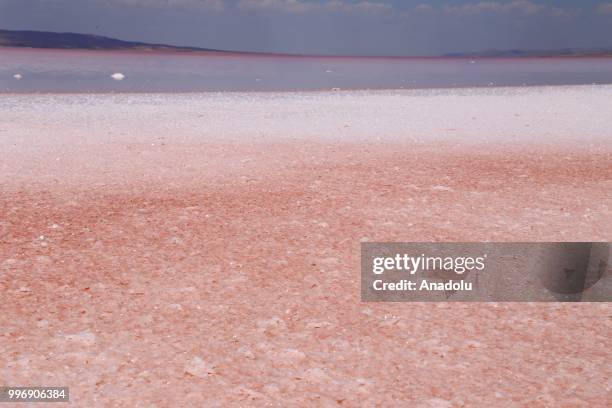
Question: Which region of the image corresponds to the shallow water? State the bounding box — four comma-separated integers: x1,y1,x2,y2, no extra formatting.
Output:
1,48,612,93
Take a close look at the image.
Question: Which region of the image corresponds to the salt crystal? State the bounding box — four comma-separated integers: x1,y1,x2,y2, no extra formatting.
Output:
184,356,215,378
432,185,454,192
64,330,96,345
273,348,306,363
303,367,331,383
425,398,452,408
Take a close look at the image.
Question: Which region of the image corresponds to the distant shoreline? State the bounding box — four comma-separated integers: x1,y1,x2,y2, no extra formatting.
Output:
2,45,612,61
2,29,612,59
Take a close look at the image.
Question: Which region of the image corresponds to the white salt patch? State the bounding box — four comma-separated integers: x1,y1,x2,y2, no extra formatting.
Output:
270,348,306,363
166,236,183,245
64,330,96,345
306,321,333,329
256,317,286,332
184,357,215,378
110,73,125,81
237,346,255,359
319,257,339,265
35,255,52,264
432,185,454,192
262,384,280,394
425,398,452,408
2,85,612,148
303,367,331,383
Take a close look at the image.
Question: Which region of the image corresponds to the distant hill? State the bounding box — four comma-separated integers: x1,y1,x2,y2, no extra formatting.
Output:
0,29,220,52
2,29,612,57
446,48,612,58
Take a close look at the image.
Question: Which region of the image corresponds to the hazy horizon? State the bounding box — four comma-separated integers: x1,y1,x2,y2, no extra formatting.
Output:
4,27,612,57
2,1,612,56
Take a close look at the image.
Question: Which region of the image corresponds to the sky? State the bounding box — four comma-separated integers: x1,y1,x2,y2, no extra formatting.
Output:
1,0,612,55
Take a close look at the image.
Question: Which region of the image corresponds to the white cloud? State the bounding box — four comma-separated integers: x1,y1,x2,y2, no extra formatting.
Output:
353,1,391,13
414,4,435,14
103,0,225,11
413,1,577,17
237,0,314,13
597,2,612,14
442,1,544,15
549,6,573,17
237,0,390,14
506,0,544,15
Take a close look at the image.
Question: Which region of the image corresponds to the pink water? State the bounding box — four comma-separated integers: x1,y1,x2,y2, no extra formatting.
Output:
2,48,612,92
